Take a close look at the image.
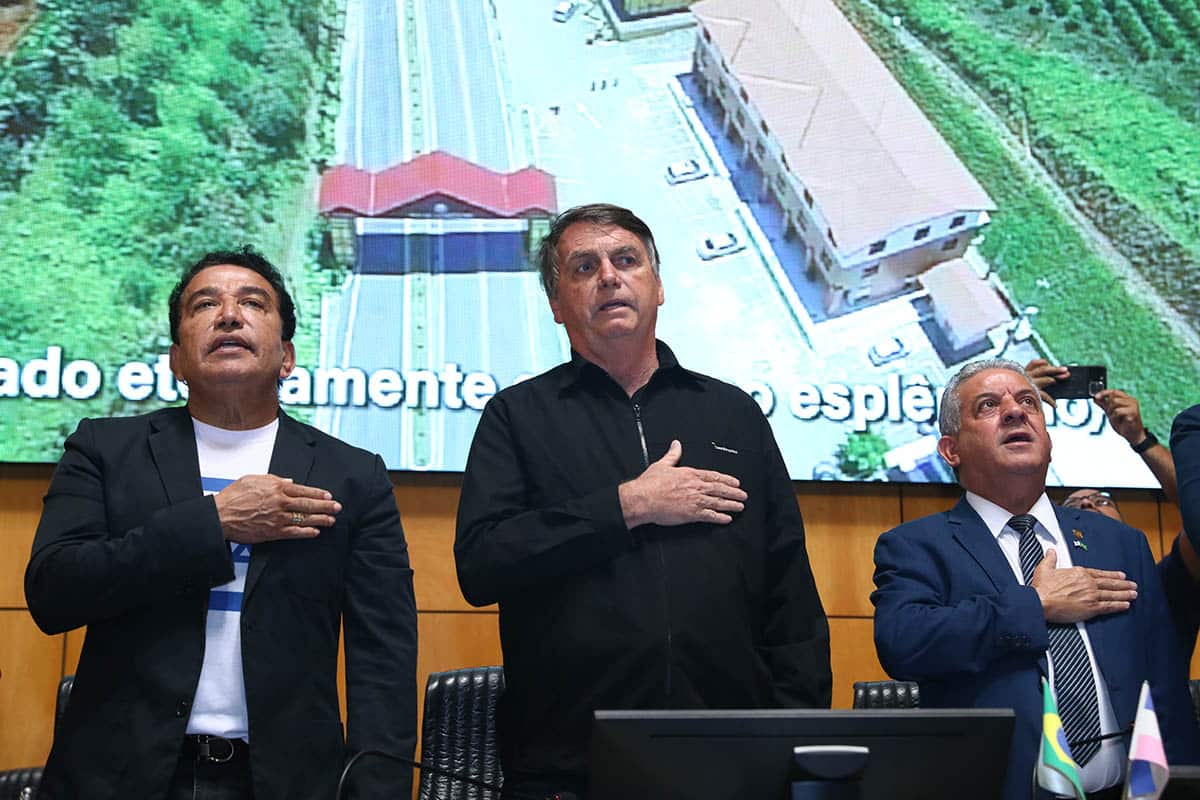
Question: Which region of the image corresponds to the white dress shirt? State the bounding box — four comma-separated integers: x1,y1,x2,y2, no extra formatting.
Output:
965,491,1125,793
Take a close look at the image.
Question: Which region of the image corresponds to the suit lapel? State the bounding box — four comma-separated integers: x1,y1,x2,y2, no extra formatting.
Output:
149,408,202,505
243,411,315,602
1053,505,1101,570
948,496,1017,593
951,496,1051,677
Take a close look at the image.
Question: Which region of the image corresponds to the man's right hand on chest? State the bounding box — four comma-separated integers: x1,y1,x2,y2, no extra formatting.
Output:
618,439,748,529
1031,549,1138,623
214,475,342,543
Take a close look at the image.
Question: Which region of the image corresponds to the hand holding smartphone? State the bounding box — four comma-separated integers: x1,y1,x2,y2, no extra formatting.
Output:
1044,365,1107,400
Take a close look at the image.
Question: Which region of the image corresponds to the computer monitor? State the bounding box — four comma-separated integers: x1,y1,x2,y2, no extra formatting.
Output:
590,708,1016,800
1164,765,1200,800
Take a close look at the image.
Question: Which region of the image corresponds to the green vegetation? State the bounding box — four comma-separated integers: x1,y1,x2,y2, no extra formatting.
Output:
837,430,891,478
870,0,1200,320
837,0,1200,433
0,0,340,460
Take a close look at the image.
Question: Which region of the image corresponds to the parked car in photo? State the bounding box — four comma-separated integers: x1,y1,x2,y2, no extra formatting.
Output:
665,158,707,185
552,0,578,22
696,231,745,260
812,460,840,480
867,335,908,366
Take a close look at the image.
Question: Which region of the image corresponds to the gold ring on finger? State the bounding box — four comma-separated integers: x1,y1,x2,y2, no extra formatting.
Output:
291,512,304,525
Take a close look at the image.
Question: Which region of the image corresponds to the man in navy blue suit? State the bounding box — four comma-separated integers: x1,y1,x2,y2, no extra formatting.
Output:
872,359,1198,800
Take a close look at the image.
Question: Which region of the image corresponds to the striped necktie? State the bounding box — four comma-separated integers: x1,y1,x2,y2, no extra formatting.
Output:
1011,513,1103,765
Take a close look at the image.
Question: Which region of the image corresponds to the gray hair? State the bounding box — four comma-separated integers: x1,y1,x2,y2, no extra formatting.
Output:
938,358,1039,436
536,203,660,299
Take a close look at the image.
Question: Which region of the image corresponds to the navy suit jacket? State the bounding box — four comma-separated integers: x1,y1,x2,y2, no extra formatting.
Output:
26,407,418,800
1171,404,1200,652
873,497,1199,800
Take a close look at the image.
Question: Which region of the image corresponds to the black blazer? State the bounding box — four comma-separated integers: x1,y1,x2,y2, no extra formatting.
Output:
26,407,417,799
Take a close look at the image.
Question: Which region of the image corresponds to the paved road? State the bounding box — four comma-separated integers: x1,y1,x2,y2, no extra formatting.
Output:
336,0,405,170
423,0,517,170
322,0,566,469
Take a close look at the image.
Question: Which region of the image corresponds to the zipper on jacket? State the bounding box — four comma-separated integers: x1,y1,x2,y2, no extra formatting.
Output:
658,539,673,699
632,400,672,699
632,403,649,467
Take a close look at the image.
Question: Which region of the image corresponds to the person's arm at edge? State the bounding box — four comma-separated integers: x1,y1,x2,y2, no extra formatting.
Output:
757,417,831,708
25,417,233,634
872,524,1048,680
1096,389,1176,502
1158,534,1200,662
1141,444,1178,504
342,454,418,797
454,396,633,607
1171,405,1200,553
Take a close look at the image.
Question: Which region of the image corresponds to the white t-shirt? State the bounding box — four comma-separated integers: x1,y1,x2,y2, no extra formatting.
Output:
185,416,279,741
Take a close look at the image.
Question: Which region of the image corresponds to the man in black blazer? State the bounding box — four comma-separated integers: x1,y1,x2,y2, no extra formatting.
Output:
26,248,417,799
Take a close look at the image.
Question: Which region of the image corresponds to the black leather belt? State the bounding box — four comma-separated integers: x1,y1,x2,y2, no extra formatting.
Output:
183,734,249,764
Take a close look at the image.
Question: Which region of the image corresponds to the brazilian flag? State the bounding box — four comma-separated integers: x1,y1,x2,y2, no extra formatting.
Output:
1036,677,1087,799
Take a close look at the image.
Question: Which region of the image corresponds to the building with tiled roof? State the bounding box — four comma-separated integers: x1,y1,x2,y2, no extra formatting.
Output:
691,0,995,314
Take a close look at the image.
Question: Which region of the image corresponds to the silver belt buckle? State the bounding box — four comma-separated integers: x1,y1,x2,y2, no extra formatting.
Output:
197,735,236,763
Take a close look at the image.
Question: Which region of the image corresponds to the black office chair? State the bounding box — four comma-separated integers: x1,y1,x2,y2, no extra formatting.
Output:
417,666,505,800
0,674,75,800
0,767,40,800
852,679,920,709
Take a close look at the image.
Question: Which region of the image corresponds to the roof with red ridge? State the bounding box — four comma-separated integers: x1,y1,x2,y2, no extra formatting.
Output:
319,151,557,218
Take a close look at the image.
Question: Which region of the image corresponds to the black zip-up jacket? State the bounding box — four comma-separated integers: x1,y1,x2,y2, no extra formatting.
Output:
455,342,832,788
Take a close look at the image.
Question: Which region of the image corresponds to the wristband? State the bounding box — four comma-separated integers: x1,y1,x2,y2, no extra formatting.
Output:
1132,429,1158,454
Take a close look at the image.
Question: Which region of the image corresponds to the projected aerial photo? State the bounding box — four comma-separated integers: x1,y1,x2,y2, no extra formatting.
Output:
1,0,1197,488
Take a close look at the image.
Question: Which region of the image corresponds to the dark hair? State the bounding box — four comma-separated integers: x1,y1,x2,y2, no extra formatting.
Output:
536,203,660,299
168,246,296,344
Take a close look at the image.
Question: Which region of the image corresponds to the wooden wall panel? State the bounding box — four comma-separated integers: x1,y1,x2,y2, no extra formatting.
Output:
416,611,502,682
898,483,960,523
1161,499,1183,562
0,610,62,770
64,628,83,676
0,468,49,607
1162,499,1183,538
828,617,887,710
397,481,477,612
799,484,896,618
1115,490,1166,560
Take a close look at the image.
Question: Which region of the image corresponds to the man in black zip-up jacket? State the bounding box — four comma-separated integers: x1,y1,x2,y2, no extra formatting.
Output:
455,204,831,799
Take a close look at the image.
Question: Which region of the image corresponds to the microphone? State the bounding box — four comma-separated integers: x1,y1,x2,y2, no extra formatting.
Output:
335,750,576,800
1068,721,1134,749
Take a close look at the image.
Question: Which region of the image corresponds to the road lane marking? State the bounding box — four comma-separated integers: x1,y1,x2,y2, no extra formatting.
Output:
395,0,412,160
416,0,438,149
575,101,601,128
330,272,361,436
448,0,479,161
